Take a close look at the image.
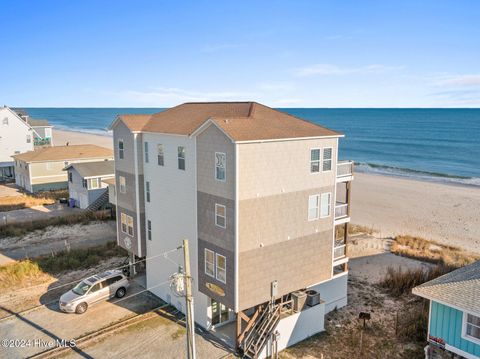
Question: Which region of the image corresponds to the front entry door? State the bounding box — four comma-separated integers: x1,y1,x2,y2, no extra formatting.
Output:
211,299,229,326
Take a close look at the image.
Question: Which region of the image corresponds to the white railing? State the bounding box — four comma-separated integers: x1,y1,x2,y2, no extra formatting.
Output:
335,202,349,219
333,244,346,259
337,161,354,177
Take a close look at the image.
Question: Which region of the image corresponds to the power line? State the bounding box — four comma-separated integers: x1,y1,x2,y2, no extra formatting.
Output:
0,246,182,304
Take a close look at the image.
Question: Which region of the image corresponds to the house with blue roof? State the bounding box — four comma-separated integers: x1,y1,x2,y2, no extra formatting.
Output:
413,261,480,359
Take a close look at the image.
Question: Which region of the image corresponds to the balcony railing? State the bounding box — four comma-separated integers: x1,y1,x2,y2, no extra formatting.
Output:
335,202,349,219
333,244,346,259
34,138,51,147
337,160,354,178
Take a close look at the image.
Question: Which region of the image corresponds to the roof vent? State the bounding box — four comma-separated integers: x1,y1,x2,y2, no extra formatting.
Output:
224,119,229,124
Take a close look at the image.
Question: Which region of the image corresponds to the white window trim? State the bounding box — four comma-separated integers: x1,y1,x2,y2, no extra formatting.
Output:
216,253,226,284
178,146,186,171
118,139,124,159
147,220,152,241
88,178,100,190
145,181,150,202
462,311,480,345
157,144,164,166
308,194,320,221
119,176,126,194
205,249,215,278
322,147,333,173
320,192,332,218
120,213,127,234
215,203,226,228
310,148,321,174
144,141,149,163
215,152,226,182
127,215,134,237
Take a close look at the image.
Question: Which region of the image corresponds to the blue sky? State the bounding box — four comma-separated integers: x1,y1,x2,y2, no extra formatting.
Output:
1,0,479,107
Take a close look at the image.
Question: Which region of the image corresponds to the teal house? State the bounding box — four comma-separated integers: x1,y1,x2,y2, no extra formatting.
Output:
413,261,480,359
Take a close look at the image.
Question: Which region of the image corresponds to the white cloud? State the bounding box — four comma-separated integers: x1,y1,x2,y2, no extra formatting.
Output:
293,63,405,77
435,74,480,87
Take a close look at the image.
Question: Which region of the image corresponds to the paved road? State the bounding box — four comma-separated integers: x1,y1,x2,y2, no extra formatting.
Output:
0,280,162,359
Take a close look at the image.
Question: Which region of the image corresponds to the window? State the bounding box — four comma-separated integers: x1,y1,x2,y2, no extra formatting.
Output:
146,181,150,202
157,144,164,166
68,172,73,183
216,254,226,283
88,178,99,189
323,148,332,171
215,152,226,181
2,117,8,125
178,146,185,170
147,220,152,241
118,140,124,159
121,213,127,233
64,161,69,167
127,215,134,236
205,249,215,277
26,135,31,143
89,283,101,293
45,128,52,138
320,192,331,218
464,313,480,342
215,204,226,228
308,194,320,221
119,176,126,193
310,149,320,173
144,141,149,163
106,276,123,285
46,162,53,171
82,179,88,188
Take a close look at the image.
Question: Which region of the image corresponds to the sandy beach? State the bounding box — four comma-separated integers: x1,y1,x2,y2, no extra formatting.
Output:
53,129,480,254
53,129,113,149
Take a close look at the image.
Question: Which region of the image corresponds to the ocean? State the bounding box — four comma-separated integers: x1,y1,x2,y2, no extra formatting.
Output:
25,108,480,187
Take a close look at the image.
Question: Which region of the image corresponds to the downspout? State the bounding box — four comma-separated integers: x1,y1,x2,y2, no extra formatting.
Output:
133,133,142,265
234,142,239,313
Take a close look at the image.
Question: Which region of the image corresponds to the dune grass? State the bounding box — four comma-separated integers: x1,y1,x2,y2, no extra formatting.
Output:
336,224,376,238
391,235,479,268
0,211,112,238
0,241,127,290
0,190,69,211
380,265,453,298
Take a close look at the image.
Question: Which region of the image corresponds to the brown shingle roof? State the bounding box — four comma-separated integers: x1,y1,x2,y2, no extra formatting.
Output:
127,102,340,141
65,160,115,178
116,114,152,131
12,145,114,163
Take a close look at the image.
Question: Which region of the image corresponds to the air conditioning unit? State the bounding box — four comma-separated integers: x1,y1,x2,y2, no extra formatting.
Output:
306,290,320,307
291,291,307,312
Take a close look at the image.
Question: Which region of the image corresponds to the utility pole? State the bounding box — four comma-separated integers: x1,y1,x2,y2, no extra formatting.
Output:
183,239,196,359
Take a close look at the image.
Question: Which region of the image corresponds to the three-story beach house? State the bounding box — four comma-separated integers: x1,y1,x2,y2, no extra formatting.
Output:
110,102,354,358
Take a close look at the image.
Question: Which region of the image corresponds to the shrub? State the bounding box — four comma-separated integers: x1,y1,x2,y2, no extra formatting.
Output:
0,211,112,238
391,235,479,268
380,265,454,297
0,190,69,211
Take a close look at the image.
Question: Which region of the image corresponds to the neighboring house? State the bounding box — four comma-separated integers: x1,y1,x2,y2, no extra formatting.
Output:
110,102,354,358
413,261,480,359
12,108,54,146
12,145,114,193
0,106,35,181
27,118,54,146
64,160,115,209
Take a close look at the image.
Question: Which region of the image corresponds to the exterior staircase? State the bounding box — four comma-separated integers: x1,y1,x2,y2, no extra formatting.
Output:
241,303,281,358
86,189,109,212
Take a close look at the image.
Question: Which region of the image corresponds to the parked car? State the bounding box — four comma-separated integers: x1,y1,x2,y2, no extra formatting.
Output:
59,270,129,314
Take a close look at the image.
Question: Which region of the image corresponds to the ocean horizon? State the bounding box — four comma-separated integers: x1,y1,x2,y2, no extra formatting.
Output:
24,107,480,187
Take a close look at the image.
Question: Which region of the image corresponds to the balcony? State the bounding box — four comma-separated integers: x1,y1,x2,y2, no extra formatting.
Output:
336,160,354,182
34,137,52,147
334,202,350,224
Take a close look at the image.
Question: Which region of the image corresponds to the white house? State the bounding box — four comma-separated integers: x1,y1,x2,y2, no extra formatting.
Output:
0,106,35,181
